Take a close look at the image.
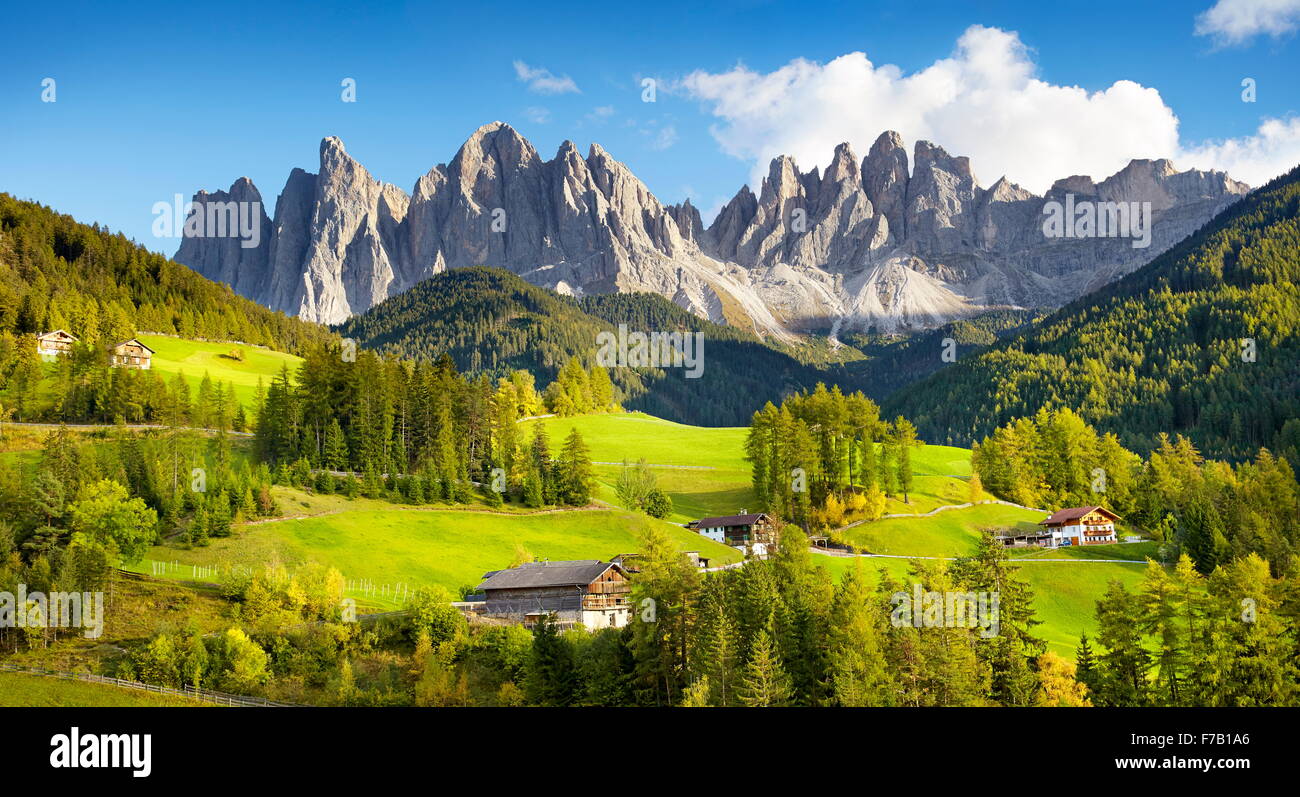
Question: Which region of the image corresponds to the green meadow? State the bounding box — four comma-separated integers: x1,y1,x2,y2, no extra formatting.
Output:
130,496,742,607
531,412,757,524
136,334,303,411
0,671,205,707
839,503,1045,557
70,405,1149,659
530,412,984,523
811,552,1147,658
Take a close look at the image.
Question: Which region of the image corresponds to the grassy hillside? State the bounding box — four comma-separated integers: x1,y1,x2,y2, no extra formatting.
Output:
812,552,1146,657
0,671,205,707
128,490,742,607
531,412,755,524
531,412,983,523
0,192,333,353
839,503,1044,557
137,334,303,410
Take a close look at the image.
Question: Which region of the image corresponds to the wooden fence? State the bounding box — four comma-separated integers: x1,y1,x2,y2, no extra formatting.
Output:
0,661,298,707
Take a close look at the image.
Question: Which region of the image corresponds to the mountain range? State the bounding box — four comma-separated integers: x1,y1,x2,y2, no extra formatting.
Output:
886,164,1300,462
176,122,1249,336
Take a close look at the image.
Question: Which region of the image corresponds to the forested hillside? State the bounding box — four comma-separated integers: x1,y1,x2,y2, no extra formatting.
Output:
0,194,333,352
336,267,835,426
842,309,1047,401
889,165,1300,463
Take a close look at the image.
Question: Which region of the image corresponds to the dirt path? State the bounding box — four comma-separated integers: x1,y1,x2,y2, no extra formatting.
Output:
808,548,1147,564
833,498,1047,533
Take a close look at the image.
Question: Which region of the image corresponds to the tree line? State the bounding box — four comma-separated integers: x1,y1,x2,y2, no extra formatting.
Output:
252,345,611,508
0,193,332,354
972,407,1300,574
745,384,917,531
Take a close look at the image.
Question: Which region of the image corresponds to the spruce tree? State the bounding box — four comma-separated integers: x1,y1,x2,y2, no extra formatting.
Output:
737,630,792,707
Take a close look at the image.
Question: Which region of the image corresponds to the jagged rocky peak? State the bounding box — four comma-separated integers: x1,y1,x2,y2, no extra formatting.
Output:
819,142,864,205
174,177,272,300
667,198,705,244
1049,174,1099,197
905,140,980,252
456,121,538,165
175,124,1251,335
704,185,759,261
914,139,974,178
862,130,909,241
984,176,1033,203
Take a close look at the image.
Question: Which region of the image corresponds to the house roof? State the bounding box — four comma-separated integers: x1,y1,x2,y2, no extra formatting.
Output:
691,513,768,528
112,338,155,354
1039,506,1121,526
37,329,78,341
476,560,621,591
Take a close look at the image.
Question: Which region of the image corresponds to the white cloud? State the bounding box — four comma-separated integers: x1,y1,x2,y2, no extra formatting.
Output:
513,61,580,95
681,24,1299,193
523,106,551,124
1181,116,1300,186
649,125,679,150
584,105,616,124
1195,0,1300,45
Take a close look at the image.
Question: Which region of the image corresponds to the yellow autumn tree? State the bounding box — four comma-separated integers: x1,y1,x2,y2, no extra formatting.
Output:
1035,651,1092,707
823,493,845,527
862,485,886,522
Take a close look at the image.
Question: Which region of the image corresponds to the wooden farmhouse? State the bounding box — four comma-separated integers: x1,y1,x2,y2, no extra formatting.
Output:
475,560,632,630
1038,505,1121,546
109,338,155,369
687,512,777,558
36,329,78,359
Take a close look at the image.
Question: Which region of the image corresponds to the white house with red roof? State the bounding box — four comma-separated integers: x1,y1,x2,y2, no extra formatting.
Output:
1038,505,1120,546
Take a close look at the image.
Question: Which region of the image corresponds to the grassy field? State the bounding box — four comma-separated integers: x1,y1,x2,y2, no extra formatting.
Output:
136,334,302,410
532,413,756,524
822,497,1157,657
811,553,1146,657
0,671,206,707
128,490,742,607
839,503,1044,557
532,413,984,523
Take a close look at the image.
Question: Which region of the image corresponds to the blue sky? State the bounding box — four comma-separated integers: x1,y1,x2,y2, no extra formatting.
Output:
1,0,1297,253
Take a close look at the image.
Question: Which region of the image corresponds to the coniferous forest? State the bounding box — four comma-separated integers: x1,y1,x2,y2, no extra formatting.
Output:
890,166,1300,464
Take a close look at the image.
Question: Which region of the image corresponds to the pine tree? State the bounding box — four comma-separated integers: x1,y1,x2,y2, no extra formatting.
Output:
557,428,594,506
894,416,916,504
189,502,210,547
1075,634,1099,698
692,579,738,707
737,630,792,707
322,417,348,471
950,529,1045,705
525,614,577,706
1094,580,1150,706
209,491,233,538
828,563,894,706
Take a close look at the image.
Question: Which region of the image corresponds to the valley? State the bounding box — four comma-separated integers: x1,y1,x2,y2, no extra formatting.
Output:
0,139,1296,711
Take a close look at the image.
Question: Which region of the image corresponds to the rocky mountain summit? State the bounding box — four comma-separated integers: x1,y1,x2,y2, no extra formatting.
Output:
176,123,1249,335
